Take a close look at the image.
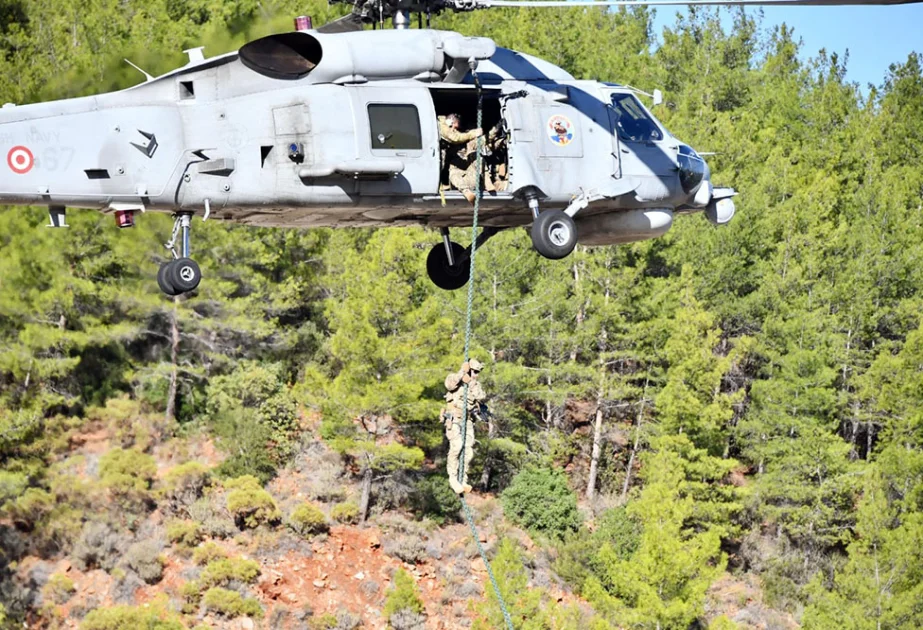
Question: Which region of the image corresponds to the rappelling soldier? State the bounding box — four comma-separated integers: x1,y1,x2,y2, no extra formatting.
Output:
442,359,487,494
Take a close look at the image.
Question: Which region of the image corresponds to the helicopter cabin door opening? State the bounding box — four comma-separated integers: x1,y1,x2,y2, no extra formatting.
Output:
429,88,508,197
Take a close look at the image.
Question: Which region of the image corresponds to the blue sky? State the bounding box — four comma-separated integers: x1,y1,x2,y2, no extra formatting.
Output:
650,4,923,89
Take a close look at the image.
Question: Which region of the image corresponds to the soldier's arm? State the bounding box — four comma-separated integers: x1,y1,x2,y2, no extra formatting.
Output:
440,124,482,145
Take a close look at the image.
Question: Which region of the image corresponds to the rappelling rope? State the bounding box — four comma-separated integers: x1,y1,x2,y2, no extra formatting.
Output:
456,65,516,630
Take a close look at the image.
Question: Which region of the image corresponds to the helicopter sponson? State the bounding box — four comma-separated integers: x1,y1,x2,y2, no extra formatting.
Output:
0,25,735,294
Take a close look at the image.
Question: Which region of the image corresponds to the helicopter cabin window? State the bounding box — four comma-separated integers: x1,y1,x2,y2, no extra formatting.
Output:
367,104,422,151
610,93,662,143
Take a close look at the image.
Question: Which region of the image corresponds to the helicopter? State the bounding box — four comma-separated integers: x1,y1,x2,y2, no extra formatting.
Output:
0,0,916,295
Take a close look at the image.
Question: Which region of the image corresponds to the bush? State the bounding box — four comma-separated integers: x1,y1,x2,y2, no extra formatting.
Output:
99,448,157,510
80,597,184,630
73,521,127,571
331,501,360,524
180,581,203,614
202,587,262,618
225,475,281,529
99,448,156,489
501,468,580,539
555,507,641,591
166,520,201,549
288,503,328,537
163,462,211,509
389,609,426,630
384,569,425,624
213,409,279,484
3,487,54,530
124,540,165,584
199,557,261,588
207,363,300,480
43,573,75,604
192,541,228,565
410,476,462,525
188,495,236,539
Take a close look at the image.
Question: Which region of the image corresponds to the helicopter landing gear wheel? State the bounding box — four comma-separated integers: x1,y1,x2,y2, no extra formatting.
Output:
158,262,179,296
160,213,202,296
531,209,577,260
169,258,201,293
427,241,470,291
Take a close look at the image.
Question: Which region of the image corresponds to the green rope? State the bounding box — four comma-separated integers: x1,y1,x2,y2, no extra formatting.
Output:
455,71,515,630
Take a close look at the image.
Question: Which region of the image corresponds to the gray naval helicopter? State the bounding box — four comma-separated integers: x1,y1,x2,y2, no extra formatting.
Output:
0,0,917,295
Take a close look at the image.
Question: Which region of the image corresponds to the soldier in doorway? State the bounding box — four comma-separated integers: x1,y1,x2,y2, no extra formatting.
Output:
442,359,488,494
438,113,484,204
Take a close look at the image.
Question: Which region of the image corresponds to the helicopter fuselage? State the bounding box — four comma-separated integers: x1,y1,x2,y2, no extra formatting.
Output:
0,28,735,249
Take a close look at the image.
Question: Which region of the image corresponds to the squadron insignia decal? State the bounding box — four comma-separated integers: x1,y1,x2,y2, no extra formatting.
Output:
7,146,34,174
547,115,574,146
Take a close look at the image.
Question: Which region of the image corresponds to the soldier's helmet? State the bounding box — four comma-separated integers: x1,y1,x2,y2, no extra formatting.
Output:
445,372,463,391
468,359,484,373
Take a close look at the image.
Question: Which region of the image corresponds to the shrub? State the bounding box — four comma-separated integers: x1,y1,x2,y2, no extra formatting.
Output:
384,569,425,624
225,475,281,529
382,535,426,564
200,557,261,588
80,597,184,630
331,501,360,524
99,448,157,489
163,462,211,508
202,587,262,618
3,487,54,530
180,580,203,614
73,521,127,571
88,396,165,451
43,573,76,604
501,468,580,539
192,541,228,566
166,520,201,549
410,476,462,525
124,540,165,584
389,609,426,630
288,503,328,537
207,363,300,480
555,506,641,591
99,448,157,510
0,470,29,505
188,495,236,539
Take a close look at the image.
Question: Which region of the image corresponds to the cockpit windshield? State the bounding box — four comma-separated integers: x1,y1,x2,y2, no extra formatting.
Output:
609,93,663,143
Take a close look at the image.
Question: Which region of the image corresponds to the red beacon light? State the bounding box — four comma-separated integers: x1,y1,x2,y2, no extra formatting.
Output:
294,15,313,31
114,210,135,229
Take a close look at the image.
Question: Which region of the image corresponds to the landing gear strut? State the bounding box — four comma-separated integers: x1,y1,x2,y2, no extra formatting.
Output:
158,213,202,296
426,227,500,291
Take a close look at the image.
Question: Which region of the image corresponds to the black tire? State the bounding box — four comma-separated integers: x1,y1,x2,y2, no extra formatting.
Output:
168,258,201,293
426,242,470,291
157,262,179,296
531,209,577,260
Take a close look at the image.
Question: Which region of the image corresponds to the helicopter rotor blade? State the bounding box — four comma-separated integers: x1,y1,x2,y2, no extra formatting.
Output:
480,0,920,6
316,13,367,33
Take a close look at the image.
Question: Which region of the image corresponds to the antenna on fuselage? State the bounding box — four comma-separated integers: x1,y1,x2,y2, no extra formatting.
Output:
124,59,154,82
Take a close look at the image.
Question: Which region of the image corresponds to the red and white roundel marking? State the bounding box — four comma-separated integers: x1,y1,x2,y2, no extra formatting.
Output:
7,146,34,174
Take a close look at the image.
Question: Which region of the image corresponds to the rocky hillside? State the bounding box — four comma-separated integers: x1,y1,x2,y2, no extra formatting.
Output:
0,401,796,630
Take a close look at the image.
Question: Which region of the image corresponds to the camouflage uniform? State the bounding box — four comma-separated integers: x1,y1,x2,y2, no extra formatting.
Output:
442,359,487,494
438,115,482,198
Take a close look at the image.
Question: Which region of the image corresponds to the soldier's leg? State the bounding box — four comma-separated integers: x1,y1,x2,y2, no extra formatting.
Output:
445,423,464,493
461,421,475,491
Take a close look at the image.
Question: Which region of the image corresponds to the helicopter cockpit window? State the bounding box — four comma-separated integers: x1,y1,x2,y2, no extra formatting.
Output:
609,93,663,143
368,104,422,151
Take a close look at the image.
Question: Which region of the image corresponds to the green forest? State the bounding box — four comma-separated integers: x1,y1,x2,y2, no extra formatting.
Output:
1,0,922,629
